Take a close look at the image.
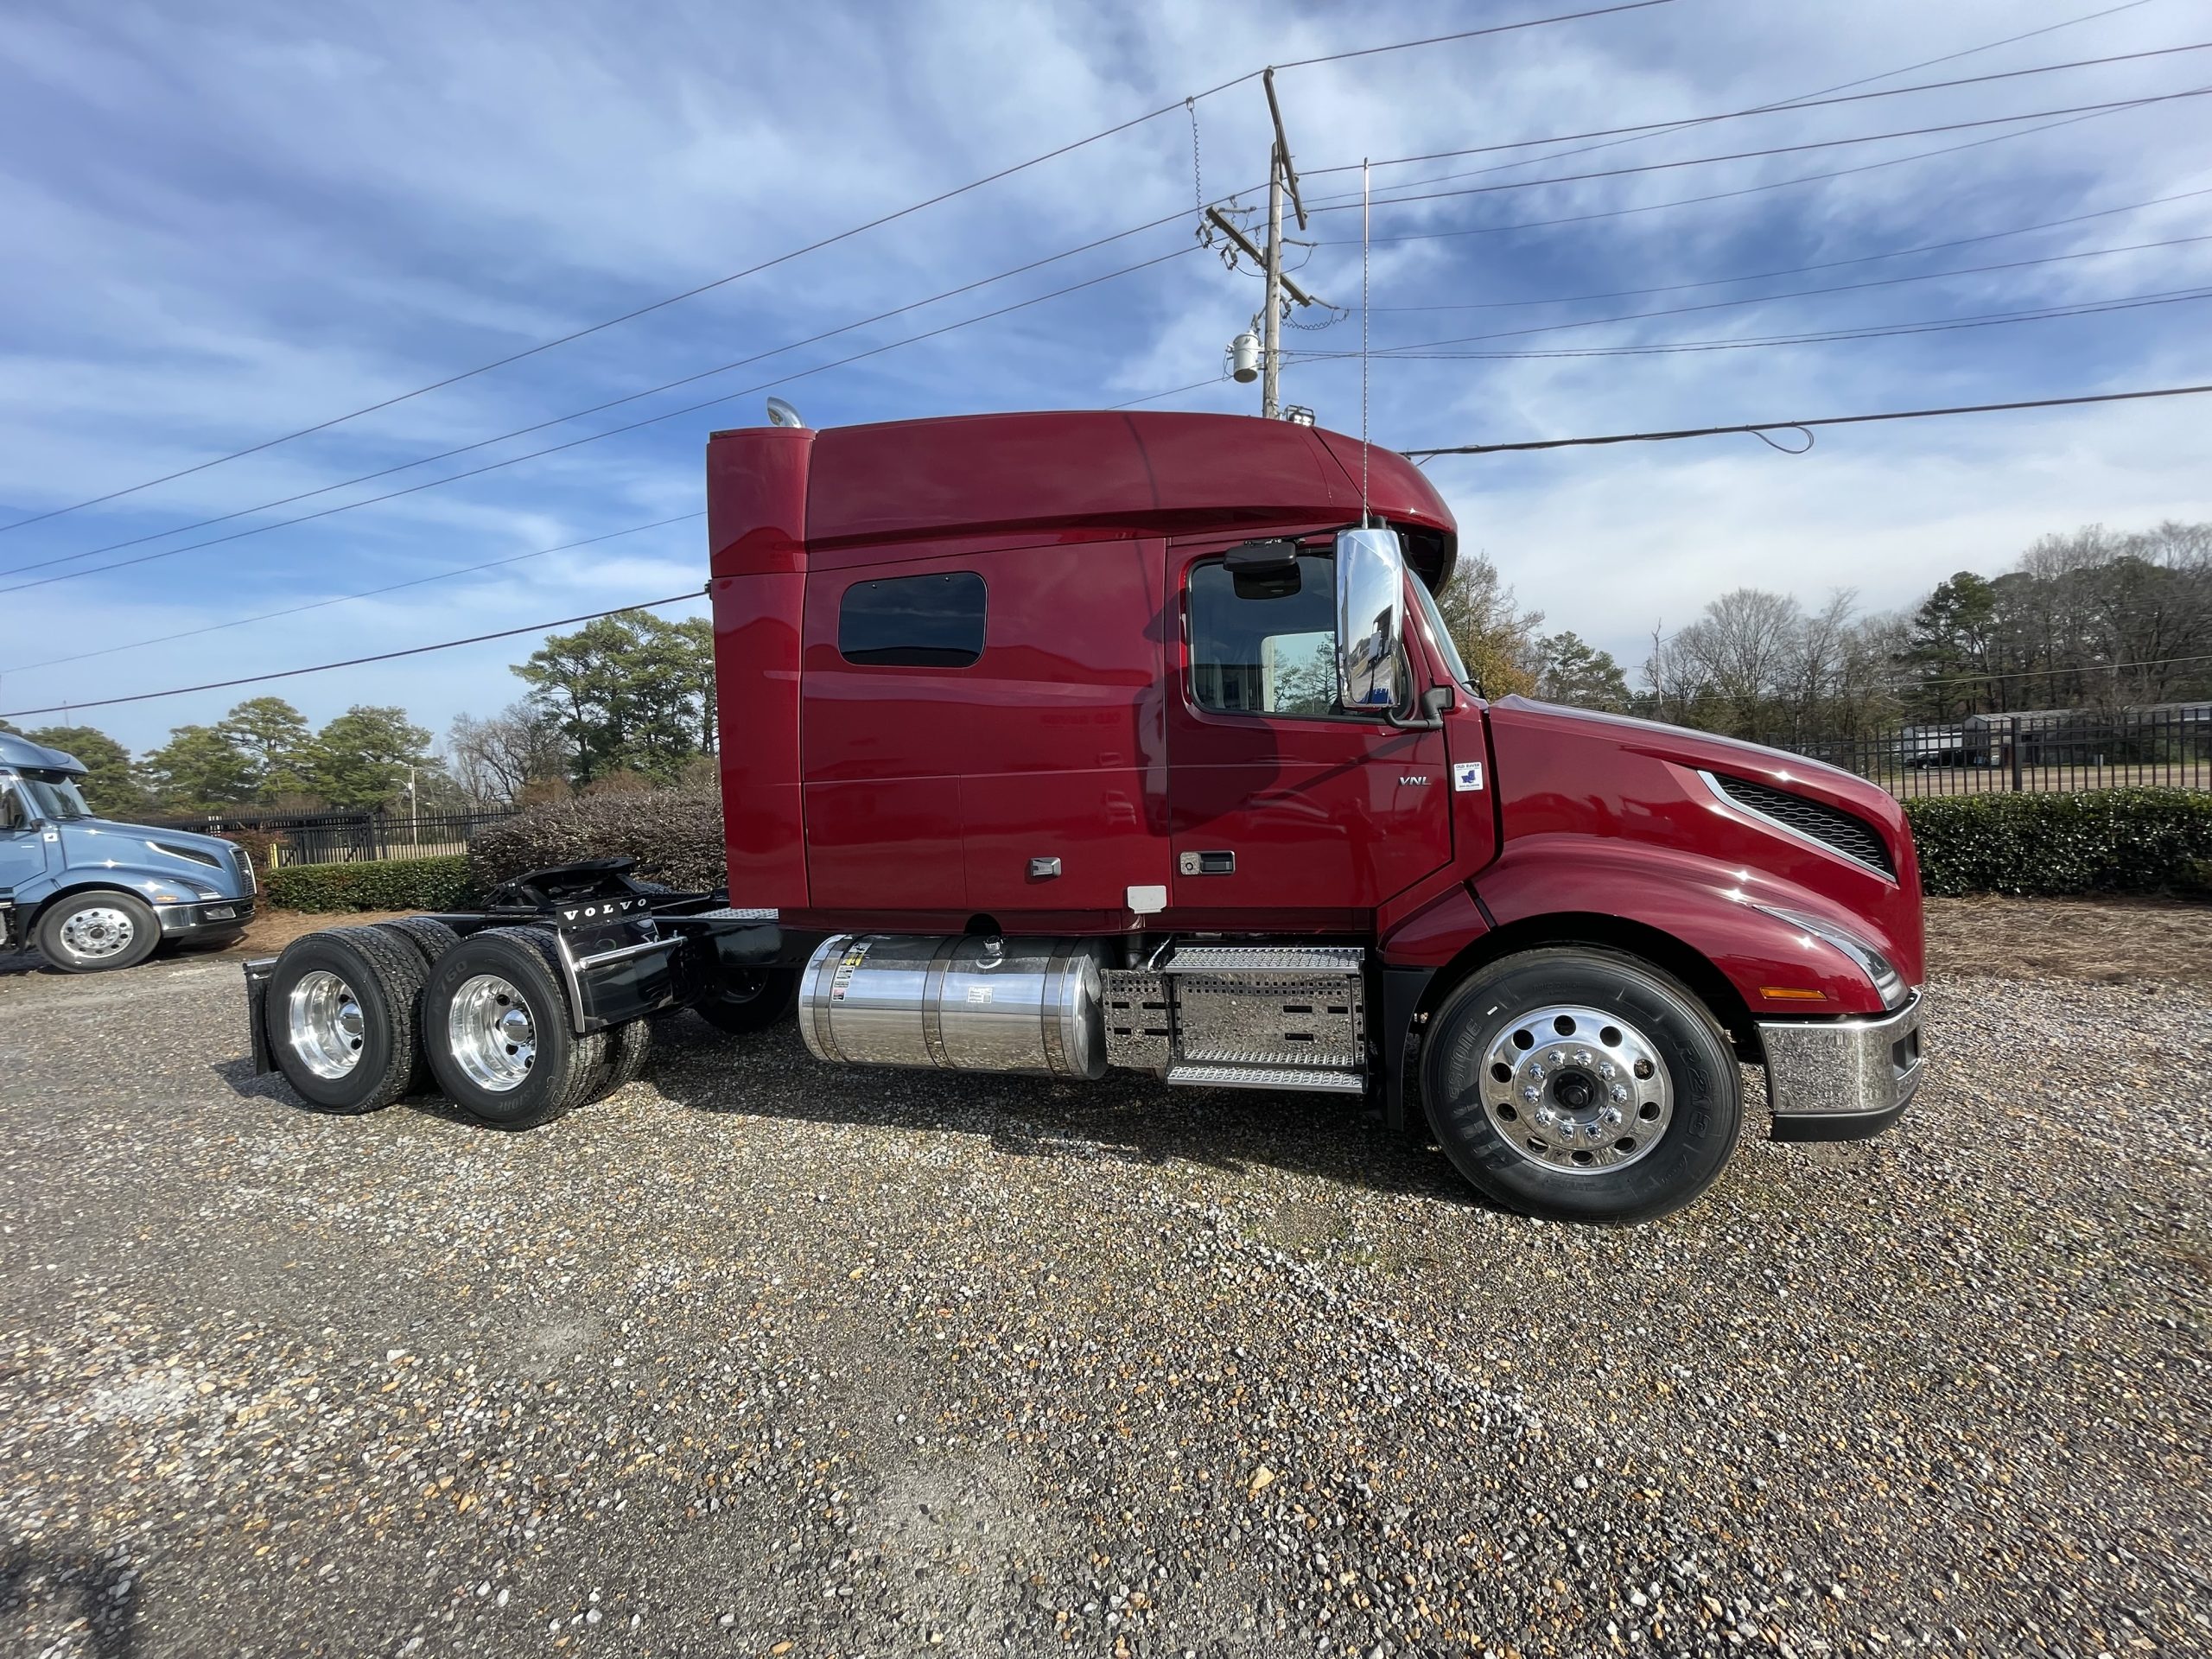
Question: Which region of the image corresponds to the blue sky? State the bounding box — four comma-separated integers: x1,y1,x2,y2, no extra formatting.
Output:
1,0,2208,755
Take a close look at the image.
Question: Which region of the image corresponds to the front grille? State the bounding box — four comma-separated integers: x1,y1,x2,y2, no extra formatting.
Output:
1713,775,1895,878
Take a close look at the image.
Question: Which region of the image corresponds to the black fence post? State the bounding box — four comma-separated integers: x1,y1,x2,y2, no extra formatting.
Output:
2008,715,2023,793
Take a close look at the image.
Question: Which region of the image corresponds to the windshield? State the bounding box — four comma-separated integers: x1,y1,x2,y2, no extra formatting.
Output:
20,770,92,821
1408,575,1475,693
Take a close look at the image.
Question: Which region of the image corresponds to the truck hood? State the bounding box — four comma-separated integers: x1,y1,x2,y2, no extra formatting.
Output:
53,817,250,891
1491,696,1900,823
1484,696,1923,988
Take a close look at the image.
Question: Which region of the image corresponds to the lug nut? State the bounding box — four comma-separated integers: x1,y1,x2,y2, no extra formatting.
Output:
1522,1085,1541,1103
1610,1084,1628,1103
1599,1063,1617,1080
1573,1049,1592,1066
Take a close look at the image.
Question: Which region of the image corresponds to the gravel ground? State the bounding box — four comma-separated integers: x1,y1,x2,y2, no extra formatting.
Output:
0,913,2207,1658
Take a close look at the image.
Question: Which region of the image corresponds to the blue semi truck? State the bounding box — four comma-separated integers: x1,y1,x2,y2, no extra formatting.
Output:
0,729,257,972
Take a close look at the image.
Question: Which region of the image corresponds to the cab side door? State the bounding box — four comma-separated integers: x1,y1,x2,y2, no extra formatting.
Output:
1166,538,1453,926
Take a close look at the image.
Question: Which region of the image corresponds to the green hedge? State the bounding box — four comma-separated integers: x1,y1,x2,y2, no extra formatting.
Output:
1904,788,2212,897
265,855,475,913
468,789,724,895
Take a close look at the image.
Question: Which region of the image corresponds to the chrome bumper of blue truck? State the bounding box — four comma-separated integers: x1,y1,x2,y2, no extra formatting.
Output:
154,897,256,938
1758,988,1925,1142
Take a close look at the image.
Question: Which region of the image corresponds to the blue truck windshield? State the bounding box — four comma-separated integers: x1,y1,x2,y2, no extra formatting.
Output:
20,771,92,821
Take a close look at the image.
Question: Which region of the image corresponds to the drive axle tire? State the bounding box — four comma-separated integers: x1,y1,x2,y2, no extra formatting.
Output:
1421,946,1741,1224
692,965,800,1036
421,927,607,1130
594,1016,655,1100
36,891,162,974
376,916,461,968
264,925,430,1114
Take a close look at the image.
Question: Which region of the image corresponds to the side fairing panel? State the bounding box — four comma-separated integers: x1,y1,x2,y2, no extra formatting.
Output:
714,572,808,906
708,426,813,906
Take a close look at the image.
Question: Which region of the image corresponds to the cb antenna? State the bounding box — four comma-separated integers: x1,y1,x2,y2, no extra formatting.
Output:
1361,157,1371,528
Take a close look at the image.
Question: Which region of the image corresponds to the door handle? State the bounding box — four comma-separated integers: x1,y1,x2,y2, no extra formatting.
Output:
1179,850,1236,876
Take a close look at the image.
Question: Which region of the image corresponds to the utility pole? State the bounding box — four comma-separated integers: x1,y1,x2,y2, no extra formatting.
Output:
1262,67,1306,420
1211,69,1318,418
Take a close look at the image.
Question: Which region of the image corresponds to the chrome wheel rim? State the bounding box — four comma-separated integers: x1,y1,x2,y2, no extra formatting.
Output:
448,973,536,1093
60,905,137,961
1477,1003,1673,1174
287,969,365,1078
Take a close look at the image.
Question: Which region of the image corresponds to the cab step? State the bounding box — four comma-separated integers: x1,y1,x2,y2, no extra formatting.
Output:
1166,1063,1365,1094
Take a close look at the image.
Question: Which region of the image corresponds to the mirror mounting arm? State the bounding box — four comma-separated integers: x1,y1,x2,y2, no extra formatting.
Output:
1382,684,1454,732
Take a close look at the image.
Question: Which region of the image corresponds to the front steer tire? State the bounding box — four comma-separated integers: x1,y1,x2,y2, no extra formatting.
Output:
420,927,607,1130
35,891,162,974
263,925,430,1114
1421,946,1742,1224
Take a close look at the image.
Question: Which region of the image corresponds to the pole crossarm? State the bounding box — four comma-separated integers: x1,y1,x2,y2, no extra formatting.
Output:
1203,207,1322,307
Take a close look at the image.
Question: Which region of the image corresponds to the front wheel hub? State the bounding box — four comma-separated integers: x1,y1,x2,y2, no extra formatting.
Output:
1478,1004,1674,1174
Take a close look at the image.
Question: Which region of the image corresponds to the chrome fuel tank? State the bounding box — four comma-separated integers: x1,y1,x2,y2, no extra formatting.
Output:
798,935,1110,1080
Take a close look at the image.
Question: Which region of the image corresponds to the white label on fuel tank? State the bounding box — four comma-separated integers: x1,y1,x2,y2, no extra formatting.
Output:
966,985,993,1004
1452,762,1484,792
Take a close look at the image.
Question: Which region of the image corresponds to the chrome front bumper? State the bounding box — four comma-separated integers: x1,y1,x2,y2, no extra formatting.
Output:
1757,988,1924,1141
155,897,256,938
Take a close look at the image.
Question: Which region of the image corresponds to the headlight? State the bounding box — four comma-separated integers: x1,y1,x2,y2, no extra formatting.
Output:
1757,905,1906,1008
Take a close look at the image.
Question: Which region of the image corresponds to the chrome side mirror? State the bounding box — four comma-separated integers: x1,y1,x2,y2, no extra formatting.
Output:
1334,526,1407,713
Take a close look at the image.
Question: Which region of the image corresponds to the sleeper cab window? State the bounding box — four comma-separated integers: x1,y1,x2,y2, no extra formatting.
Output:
836,570,988,668
1187,551,1339,717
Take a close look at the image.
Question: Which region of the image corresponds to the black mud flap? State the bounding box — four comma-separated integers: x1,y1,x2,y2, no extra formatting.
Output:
242,957,278,1074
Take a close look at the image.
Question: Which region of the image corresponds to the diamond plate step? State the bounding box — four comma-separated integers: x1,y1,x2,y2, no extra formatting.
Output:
1166,1063,1366,1095
1163,944,1363,976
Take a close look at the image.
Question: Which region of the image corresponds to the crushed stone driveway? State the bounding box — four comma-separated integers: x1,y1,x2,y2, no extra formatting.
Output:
0,945,2206,1659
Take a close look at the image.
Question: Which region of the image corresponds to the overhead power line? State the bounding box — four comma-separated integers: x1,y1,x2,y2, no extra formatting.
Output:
1318,88,2172,247
1301,0,2163,208
0,595,705,721
0,0,1675,538
0,513,705,677
1367,189,2212,311
1300,40,2212,198
1306,237,2212,357
0,208,1235,582
1329,284,2212,363
1401,381,2212,458
1305,87,2212,215
0,244,1199,599
1302,40,2212,189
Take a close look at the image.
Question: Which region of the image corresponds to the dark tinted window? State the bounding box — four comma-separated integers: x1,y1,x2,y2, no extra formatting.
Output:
837,571,988,668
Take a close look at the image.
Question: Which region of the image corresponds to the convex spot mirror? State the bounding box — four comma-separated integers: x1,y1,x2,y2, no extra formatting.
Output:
1334,526,1407,712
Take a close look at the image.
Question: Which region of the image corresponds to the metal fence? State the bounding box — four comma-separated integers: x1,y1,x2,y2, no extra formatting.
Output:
155,806,521,867
1796,708,2212,798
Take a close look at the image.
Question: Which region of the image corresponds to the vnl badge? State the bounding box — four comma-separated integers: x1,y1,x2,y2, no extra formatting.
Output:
1452,761,1484,792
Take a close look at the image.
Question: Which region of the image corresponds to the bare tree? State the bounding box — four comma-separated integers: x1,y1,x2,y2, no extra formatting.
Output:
1433,552,1545,698
448,701,569,807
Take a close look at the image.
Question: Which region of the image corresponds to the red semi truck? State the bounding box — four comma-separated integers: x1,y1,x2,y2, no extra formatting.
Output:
245,410,1924,1224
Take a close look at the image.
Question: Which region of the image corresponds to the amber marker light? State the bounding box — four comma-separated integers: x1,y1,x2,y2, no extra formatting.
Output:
1759,987,1830,1002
